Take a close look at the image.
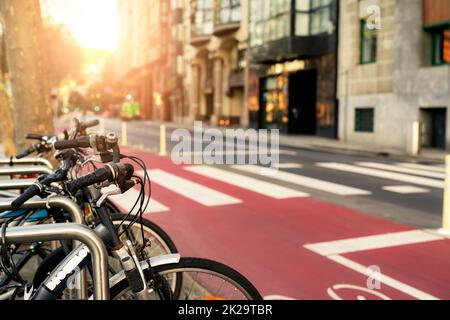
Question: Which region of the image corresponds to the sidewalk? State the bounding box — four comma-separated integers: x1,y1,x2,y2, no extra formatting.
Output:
151,120,447,164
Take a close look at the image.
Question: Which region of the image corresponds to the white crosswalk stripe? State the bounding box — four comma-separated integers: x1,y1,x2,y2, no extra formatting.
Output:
397,162,445,173
356,162,444,179
317,162,444,189
139,169,242,207
382,185,430,194
109,188,169,213
231,165,371,196
185,165,309,199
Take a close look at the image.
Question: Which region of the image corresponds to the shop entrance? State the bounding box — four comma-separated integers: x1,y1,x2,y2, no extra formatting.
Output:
288,70,317,134
420,108,447,149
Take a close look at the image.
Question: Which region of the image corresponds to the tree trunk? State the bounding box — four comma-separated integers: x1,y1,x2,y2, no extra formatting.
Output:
0,0,54,151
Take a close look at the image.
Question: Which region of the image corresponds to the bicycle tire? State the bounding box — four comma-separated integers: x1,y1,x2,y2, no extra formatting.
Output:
110,257,262,300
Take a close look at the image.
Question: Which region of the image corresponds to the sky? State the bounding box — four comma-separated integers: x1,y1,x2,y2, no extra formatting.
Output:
41,0,118,51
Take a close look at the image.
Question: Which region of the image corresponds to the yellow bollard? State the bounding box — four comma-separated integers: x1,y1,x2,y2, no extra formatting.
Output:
159,124,167,156
121,121,127,146
440,155,450,236
99,119,105,135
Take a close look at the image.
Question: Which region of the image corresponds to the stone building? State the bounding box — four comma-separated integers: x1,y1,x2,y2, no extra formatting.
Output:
337,0,450,152
184,0,250,127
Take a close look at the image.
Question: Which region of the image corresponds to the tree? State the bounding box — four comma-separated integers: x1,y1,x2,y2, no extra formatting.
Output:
0,0,54,151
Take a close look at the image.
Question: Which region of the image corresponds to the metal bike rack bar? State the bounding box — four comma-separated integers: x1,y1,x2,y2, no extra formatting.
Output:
0,166,53,176
0,157,54,170
0,197,84,225
0,197,91,299
0,179,34,191
4,223,109,300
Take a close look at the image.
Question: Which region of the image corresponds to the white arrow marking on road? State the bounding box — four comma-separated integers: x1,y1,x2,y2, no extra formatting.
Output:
304,229,443,256
185,166,309,199
317,162,444,189
231,165,371,196
139,169,242,207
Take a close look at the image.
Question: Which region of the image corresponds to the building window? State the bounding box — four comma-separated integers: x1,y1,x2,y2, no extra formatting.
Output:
360,18,378,64
295,0,331,37
426,25,450,66
216,0,240,25
192,0,214,36
355,108,374,132
250,0,291,47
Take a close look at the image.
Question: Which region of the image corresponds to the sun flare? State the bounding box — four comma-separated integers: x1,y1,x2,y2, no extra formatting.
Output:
42,0,118,51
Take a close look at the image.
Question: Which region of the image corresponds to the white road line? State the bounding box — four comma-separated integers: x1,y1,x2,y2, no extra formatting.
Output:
327,254,439,300
109,188,169,213
397,162,444,173
140,169,242,207
382,185,430,194
304,230,443,256
231,165,371,196
356,162,445,179
184,166,309,199
317,162,444,189
277,163,303,169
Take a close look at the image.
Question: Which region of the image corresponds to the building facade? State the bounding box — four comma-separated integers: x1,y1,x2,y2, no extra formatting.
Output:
185,0,250,127
338,0,450,152
248,0,339,137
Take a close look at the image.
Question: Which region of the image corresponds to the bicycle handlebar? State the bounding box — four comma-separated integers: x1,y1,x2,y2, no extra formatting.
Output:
16,144,39,159
11,183,42,210
66,163,134,194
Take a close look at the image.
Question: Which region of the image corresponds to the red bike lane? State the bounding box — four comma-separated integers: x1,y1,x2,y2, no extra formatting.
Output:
116,148,450,300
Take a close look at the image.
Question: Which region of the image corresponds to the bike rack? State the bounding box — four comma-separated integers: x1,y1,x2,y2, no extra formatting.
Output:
0,157,53,170
0,179,34,191
0,196,84,224
0,166,53,176
4,223,109,300
0,197,88,299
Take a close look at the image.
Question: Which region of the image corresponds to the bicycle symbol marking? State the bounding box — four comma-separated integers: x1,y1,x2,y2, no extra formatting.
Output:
327,284,391,300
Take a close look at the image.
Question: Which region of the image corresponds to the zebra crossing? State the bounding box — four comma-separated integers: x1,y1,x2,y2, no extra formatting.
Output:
107,159,443,215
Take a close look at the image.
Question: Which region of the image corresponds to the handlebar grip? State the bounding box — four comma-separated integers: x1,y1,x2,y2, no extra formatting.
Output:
11,184,41,210
66,167,114,193
16,144,38,159
80,119,100,130
54,137,90,150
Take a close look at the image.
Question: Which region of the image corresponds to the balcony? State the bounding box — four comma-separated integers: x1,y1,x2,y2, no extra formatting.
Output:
213,21,240,37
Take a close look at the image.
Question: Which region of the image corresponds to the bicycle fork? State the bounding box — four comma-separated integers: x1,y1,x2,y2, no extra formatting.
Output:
112,241,149,300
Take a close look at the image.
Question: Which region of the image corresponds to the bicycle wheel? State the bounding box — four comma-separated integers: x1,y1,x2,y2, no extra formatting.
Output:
111,257,262,300
32,214,178,296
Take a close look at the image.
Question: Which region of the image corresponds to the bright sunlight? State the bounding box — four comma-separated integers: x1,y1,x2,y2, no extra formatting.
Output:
41,0,118,51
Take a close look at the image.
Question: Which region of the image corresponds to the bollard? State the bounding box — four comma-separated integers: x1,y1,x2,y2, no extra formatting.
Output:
410,121,420,156
440,155,450,236
159,124,167,156
99,118,105,135
121,121,127,146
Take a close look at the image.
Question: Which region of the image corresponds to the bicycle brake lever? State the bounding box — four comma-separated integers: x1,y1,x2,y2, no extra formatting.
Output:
96,184,122,207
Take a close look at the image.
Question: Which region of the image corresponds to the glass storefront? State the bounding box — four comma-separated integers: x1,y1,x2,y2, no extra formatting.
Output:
261,75,289,133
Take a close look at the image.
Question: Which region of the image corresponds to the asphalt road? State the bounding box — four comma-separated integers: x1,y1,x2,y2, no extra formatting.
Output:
89,116,445,229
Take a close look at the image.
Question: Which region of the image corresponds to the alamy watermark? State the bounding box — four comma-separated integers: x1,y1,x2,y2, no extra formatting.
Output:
171,122,280,173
